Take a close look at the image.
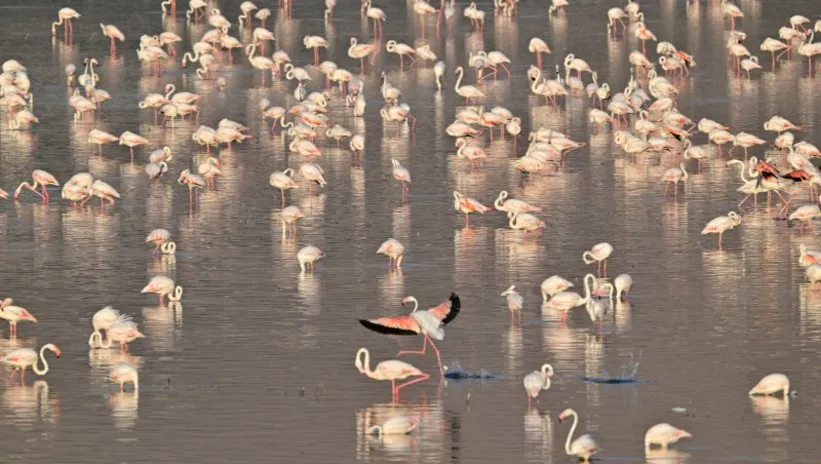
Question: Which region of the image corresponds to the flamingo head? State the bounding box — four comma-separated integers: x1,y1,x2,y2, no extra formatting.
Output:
558,409,572,422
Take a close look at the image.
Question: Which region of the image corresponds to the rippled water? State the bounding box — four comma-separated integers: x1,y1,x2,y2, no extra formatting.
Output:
1,0,821,462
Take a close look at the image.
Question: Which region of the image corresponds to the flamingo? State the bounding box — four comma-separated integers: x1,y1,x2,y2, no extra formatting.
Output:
508,212,545,232
88,129,119,156
376,238,405,269
145,228,175,255
500,285,524,324
100,24,125,54
541,276,574,303
280,206,304,236
645,424,692,450
141,275,183,305
358,293,460,375
528,38,551,70
494,190,541,214
304,35,329,66
392,159,411,202
355,347,429,402
3,344,61,384
788,195,821,232
544,274,596,323
51,7,80,43
583,242,614,277
723,0,744,31
103,314,145,352
14,169,59,202
523,363,553,407
749,373,793,397
452,190,490,227
662,163,688,200
368,416,418,436
453,66,484,104
109,362,139,392
362,0,387,38
88,306,123,348
119,131,150,163
0,299,38,337
764,116,801,134
348,38,380,74
558,409,600,462
614,274,633,301
701,211,742,249
297,245,325,272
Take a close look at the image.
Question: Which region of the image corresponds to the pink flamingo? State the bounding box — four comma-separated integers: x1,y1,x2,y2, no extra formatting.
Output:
14,169,59,202
100,24,125,55
355,347,430,402
3,344,60,384
358,293,460,375
51,7,80,43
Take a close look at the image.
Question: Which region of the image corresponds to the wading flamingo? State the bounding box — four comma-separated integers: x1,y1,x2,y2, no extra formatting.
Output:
453,190,490,227
376,238,405,269
543,274,596,323
749,373,794,397
109,362,139,392
558,408,600,463
582,242,614,277
0,299,38,337
3,344,61,384
14,169,59,202
500,285,524,324
51,7,80,43
523,363,553,407
355,347,430,402
141,275,183,305
701,211,742,249
358,293,460,375
645,424,692,450
368,416,418,436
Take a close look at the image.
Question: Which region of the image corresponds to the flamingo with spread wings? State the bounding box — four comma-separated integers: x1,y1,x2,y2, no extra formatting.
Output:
358,293,461,375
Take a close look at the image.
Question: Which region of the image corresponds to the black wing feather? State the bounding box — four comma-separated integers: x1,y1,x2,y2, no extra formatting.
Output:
358,319,418,336
440,292,461,326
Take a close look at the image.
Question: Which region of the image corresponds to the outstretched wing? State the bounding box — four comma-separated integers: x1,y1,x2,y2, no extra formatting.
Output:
358,316,420,336
428,292,461,326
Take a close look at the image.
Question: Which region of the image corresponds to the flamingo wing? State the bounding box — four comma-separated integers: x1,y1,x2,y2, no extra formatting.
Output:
427,292,461,325
358,316,420,335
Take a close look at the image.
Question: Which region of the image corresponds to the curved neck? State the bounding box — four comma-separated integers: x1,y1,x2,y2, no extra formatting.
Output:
169,286,183,302
408,298,419,313
360,350,373,377
33,346,50,376
564,411,578,455
455,68,464,92
509,213,518,228
583,276,593,301
88,331,102,348
494,193,505,209
369,425,383,438
680,163,688,180
165,84,176,100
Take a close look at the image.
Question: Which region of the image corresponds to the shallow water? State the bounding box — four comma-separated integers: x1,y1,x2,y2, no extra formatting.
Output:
0,0,820,462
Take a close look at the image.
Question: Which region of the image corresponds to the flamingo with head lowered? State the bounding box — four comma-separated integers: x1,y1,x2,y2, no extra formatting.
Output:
358,293,460,375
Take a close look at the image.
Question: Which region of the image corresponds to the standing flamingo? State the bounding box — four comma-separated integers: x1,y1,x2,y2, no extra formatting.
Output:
0,298,38,337
376,238,405,269
51,7,80,43
582,242,614,277
3,344,61,384
100,24,125,54
662,163,688,200
701,211,742,249
453,66,484,104
297,245,325,272
453,191,490,227
109,362,139,392
392,159,411,202
543,274,596,323
523,363,553,407
269,168,299,208
14,169,59,202
355,347,429,402
141,275,183,305
500,285,524,324
88,306,123,348
559,408,600,463
358,293,460,375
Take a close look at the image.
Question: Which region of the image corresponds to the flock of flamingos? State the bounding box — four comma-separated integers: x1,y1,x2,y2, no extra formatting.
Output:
0,0,816,461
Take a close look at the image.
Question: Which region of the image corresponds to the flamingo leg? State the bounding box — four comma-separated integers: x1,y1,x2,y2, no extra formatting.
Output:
395,373,430,399
426,336,445,374
398,336,427,357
